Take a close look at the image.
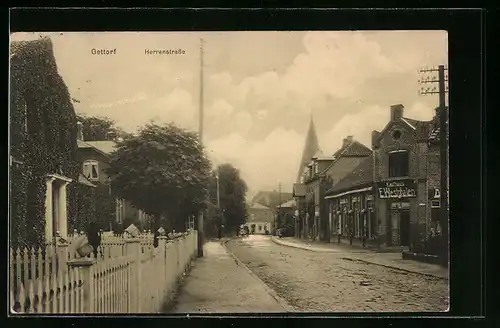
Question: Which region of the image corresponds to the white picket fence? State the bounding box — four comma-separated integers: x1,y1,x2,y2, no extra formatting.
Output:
10,230,198,314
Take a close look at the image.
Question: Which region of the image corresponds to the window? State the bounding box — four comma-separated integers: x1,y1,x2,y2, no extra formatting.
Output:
389,150,409,177
392,130,402,140
258,225,262,231
83,160,99,181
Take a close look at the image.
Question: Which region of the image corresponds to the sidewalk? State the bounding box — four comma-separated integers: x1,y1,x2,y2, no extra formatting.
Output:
272,237,449,280
168,240,287,313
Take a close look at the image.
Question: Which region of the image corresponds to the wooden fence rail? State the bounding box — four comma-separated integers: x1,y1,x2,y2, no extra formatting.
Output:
10,230,198,314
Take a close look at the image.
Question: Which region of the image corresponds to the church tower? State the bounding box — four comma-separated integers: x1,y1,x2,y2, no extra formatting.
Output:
296,115,322,183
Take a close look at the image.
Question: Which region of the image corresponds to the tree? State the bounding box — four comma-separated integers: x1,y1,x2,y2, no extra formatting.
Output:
76,114,127,141
208,163,248,233
106,123,212,232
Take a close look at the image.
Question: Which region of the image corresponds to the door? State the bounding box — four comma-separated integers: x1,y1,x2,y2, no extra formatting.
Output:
399,210,410,246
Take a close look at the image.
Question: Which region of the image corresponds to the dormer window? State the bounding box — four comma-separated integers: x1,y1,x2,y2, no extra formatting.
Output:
83,160,99,181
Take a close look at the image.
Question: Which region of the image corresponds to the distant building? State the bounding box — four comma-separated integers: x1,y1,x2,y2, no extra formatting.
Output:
76,122,150,229
245,203,273,234
251,190,293,211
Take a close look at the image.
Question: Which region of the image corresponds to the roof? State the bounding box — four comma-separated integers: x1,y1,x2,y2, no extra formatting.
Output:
296,116,321,182
293,183,306,197
325,156,374,195
278,199,296,208
320,140,372,177
401,117,420,129
251,190,294,209
312,149,324,159
78,173,97,187
78,140,117,156
250,203,271,210
375,116,434,144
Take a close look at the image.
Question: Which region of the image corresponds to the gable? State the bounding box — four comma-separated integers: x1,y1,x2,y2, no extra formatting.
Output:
375,120,418,148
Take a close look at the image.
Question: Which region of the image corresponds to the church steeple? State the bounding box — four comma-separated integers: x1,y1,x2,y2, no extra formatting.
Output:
296,114,321,183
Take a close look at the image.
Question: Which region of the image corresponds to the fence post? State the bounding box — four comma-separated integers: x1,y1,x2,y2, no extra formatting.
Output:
125,238,141,313
158,236,167,309
56,240,69,273
68,257,96,313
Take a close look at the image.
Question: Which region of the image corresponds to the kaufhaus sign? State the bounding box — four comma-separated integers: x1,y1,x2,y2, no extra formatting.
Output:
378,179,417,199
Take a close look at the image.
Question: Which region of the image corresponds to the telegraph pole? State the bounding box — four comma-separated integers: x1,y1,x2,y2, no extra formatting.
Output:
277,182,282,235
418,64,449,264
216,170,220,208
197,37,205,257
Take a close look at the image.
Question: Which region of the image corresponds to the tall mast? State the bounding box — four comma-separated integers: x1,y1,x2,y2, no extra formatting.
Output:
199,38,204,142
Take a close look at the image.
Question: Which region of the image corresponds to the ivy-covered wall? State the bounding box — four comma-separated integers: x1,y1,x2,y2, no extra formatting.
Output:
10,38,91,249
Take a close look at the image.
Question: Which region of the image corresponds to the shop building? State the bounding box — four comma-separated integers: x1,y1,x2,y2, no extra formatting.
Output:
371,104,435,250
324,156,377,248
296,137,372,241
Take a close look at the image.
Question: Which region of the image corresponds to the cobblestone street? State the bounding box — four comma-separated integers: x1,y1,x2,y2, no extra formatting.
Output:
226,235,449,312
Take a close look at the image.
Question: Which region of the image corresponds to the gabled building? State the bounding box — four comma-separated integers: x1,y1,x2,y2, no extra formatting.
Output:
246,203,274,234
76,122,151,229
325,156,375,247
324,104,444,253
299,136,372,241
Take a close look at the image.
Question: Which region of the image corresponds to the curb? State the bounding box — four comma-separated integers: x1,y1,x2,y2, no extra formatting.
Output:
221,239,295,312
271,237,448,281
270,236,337,253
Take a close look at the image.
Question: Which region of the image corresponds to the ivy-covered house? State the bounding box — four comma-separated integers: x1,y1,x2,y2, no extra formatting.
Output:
9,37,97,249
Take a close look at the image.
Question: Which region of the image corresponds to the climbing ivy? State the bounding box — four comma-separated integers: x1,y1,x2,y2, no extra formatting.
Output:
10,38,89,249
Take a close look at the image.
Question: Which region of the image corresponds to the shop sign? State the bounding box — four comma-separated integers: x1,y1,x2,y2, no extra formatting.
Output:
378,179,417,199
351,196,360,203
339,198,348,204
428,187,440,200
366,195,373,201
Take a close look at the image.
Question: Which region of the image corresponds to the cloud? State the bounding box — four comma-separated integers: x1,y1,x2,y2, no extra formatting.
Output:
321,102,436,155
206,128,304,198
13,31,447,197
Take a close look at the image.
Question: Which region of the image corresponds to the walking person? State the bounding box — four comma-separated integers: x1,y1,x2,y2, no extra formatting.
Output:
86,221,101,259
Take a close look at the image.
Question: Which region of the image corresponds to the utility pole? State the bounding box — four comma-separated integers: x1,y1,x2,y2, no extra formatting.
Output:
216,170,220,208
277,182,282,235
197,37,205,257
418,64,449,264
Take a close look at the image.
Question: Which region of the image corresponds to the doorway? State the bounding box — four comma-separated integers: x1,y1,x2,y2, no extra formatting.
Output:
399,210,410,246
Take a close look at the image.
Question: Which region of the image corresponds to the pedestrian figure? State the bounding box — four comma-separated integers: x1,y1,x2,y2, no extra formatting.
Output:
153,229,159,248
86,221,101,259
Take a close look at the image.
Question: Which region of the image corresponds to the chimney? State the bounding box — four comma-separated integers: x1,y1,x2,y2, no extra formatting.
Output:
342,135,353,148
390,104,404,121
77,121,84,141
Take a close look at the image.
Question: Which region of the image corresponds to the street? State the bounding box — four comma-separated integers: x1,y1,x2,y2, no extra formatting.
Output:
225,235,449,312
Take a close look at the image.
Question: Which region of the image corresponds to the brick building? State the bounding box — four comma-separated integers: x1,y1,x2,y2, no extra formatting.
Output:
371,104,435,250
324,104,445,252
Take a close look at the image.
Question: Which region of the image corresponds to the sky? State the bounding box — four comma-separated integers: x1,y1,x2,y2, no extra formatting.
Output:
11,31,448,200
